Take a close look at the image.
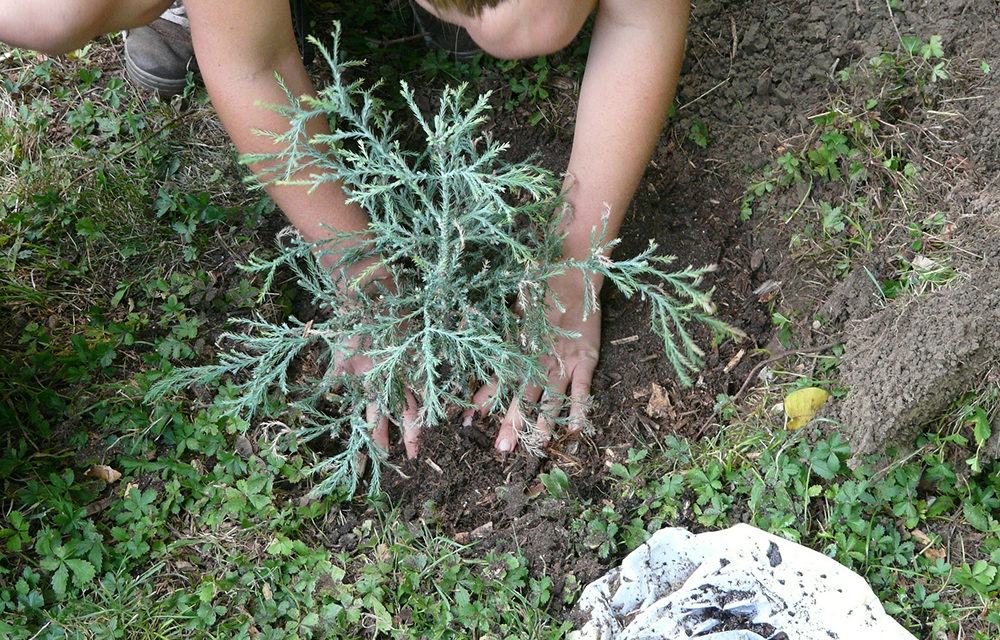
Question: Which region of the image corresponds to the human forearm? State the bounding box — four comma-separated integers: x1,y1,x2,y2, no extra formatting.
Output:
560,0,690,263
185,0,368,256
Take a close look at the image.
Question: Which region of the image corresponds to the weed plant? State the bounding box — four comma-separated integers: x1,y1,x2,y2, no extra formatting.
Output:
738,35,956,282
149,28,740,496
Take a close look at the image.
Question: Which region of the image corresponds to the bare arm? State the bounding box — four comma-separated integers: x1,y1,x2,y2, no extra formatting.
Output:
184,0,419,454
460,0,691,448
184,0,368,253
422,0,688,247
561,0,689,263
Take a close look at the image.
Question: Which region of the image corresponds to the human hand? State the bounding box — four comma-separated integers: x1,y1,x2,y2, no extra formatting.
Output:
330,259,422,459
329,341,422,459
466,269,601,453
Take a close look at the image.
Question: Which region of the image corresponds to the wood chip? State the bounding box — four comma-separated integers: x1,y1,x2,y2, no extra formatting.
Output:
723,348,746,374
425,458,443,474
611,335,639,346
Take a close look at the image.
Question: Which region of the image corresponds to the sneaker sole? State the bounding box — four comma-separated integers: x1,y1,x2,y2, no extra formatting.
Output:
123,44,192,97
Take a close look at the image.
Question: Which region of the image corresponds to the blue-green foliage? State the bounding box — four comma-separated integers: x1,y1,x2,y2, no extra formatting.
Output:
149,25,740,496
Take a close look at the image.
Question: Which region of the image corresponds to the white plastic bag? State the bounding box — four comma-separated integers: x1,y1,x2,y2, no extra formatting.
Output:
570,524,916,640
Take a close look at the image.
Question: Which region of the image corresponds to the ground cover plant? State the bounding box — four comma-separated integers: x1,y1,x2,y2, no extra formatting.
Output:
2,1,1000,639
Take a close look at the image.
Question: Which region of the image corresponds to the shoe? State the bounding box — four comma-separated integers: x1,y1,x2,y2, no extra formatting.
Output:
410,1,482,61
123,1,197,98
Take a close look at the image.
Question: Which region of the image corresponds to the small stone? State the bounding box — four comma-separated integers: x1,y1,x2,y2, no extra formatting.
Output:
234,435,254,459
755,76,772,98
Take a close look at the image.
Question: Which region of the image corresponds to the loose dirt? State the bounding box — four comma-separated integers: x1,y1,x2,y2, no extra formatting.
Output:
323,0,1000,623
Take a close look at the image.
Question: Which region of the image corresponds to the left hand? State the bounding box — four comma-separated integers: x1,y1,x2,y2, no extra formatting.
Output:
466,269,602,453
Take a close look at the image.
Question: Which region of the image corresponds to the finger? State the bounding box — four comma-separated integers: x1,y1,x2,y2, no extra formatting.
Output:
368,402,390,453
496,397,528,453
467,376,500,425
535,365,571,439
568,359,598,433
496,377,545,453
401,390,421,459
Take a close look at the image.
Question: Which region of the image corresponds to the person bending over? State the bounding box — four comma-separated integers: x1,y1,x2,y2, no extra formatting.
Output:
0,0,690,457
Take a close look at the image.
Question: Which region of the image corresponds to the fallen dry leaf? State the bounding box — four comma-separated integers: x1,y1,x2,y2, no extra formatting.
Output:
910,529,947,560
910,528,932,545
923,547,947,561
645,383,673,420
85,464,122,484
470,522,494,540
784,387,831,430
633,386,651,400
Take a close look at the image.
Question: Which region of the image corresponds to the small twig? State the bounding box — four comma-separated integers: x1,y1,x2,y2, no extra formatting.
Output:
784,178,814,224
729,16,738,75
696,342,839,437
884,0,904,49
67,110,191,189
365,32,429,48
28,621,52,640
678,78,730,112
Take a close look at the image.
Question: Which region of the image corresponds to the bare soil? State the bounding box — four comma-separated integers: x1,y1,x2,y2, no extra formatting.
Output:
319,0,1000,625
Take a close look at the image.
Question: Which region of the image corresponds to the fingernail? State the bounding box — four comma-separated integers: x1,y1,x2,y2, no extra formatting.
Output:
497,437,514,453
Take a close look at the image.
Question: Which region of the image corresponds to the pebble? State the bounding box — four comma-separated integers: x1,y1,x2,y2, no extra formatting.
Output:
234,435,254,459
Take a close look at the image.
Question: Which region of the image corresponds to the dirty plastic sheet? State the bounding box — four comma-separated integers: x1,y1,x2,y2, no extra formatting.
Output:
569,524,916,640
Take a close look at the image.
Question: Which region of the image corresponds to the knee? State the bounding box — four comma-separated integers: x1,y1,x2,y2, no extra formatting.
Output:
16,7,105,56
15,0,170,56
470,2,593,60
32,24,98,56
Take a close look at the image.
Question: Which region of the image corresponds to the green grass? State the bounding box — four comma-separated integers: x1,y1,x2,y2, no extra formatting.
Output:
0,24,579,639
2,18,998,640
567,412,1000,637
738,33,957,282
714,31,999,637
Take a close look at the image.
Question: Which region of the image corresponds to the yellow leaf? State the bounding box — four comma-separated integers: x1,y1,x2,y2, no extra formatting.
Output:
783,387,831,430
85,464,122,484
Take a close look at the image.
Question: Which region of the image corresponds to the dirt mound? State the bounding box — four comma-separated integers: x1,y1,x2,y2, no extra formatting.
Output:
833,212,1000,456
672,0,1000,458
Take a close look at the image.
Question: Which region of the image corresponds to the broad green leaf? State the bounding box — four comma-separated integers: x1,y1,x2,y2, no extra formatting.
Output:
969,407,992,446
65,559,96,588
964,502,994,533
51,565,68,600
